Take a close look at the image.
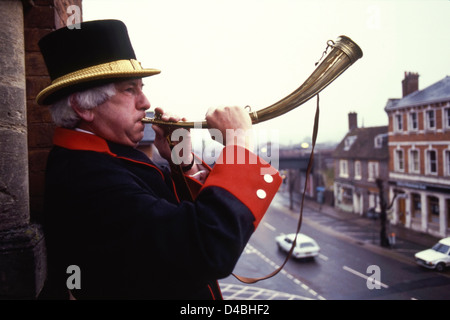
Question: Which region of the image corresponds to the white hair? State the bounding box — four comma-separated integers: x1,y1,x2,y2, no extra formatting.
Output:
49,83,116,128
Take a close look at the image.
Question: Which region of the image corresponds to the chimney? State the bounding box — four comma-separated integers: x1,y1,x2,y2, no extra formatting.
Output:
348,112,357,131
402,72,419,97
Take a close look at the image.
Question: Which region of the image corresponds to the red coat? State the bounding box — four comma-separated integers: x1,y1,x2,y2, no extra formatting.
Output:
41,128,281,299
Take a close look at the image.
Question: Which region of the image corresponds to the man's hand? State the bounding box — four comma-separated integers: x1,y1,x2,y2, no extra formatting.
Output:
205,106,254,151
152,107,193,167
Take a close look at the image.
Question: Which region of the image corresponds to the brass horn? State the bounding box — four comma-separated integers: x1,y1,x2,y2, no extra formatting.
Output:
142,35,363,128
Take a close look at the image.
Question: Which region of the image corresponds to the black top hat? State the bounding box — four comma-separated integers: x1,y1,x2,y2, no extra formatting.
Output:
36,19,160,105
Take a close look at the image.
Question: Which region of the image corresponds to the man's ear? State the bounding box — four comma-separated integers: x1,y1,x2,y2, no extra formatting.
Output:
70,94,94,122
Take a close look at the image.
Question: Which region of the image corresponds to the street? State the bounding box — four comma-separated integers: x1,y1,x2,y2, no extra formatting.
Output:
219,192,450,300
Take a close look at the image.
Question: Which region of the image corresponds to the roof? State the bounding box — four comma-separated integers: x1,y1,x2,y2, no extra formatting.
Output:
333,126,388,160
385,76,450,110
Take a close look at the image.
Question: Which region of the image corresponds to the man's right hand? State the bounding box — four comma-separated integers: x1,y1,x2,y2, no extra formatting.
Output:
205,106,254,151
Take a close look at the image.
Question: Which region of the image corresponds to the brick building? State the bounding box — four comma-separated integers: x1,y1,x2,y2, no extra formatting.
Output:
333,113,389,215
384,72,450,238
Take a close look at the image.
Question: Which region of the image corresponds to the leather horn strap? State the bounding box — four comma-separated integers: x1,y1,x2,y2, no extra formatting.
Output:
232,94,320,284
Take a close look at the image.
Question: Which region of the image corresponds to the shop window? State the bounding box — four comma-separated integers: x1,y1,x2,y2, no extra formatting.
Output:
447,199,450,228
428,196,439,224
342,187,353,205
411,193,421,220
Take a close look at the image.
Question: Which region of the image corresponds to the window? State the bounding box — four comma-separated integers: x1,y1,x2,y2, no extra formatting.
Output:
368,193,380,212
284,237,293,244
368,161,379,181
395,114,403,132
411,193,421,220
432,243,450,254
409,149,420,173
344,136,357,151
354,161,361,180
445,108,450,129
409,112,418,131
428,196,439,224
339,160,349,177
374,134,387,148
341,186,353,205
426,150,437,174
426,110,436,130
445,150,450,176
395,149,404,172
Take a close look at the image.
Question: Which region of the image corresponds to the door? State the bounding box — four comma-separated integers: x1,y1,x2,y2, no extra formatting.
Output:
398,198,406,225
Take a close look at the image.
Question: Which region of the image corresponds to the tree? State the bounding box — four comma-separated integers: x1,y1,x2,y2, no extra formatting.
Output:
376,178,403,248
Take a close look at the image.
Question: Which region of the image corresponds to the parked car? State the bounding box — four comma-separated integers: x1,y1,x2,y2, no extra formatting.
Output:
415,237,450,272
365,207,379,220
275,233,320,260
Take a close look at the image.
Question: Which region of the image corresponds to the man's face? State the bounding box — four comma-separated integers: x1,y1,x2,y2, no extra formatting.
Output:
90,79,150,147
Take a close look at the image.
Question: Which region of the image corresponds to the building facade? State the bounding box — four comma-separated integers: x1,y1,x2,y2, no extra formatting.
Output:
385,72,450,238
333,113,389,215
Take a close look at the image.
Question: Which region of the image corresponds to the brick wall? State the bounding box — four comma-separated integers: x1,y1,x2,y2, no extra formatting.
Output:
24,0,82,222
387,102,450,176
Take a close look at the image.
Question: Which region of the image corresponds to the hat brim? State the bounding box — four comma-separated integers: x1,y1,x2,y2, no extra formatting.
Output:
36,59,160,105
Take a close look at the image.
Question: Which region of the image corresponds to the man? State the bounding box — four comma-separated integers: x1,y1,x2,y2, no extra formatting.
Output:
37,19,281,299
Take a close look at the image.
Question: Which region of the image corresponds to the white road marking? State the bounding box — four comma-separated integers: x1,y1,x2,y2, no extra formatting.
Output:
343,265,389,289
263,222,276,231
318,253,329,261
244,243,326,300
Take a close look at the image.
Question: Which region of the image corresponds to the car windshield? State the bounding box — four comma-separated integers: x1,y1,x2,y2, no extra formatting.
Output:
431,243,450,254
299,242,315,249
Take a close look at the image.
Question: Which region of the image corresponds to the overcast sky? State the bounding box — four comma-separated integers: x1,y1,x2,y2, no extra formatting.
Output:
83,0,450,146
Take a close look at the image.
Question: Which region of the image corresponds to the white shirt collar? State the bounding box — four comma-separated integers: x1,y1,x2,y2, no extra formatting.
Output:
75,128,95,135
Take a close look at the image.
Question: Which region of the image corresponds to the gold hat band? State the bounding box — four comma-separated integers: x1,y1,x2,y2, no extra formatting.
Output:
36,59,161,105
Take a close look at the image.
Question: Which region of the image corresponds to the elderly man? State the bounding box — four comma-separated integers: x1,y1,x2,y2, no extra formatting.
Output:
37,19,281,299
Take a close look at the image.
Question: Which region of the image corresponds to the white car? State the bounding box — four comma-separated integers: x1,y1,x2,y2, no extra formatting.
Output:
415,237,450,272
275,233,320,260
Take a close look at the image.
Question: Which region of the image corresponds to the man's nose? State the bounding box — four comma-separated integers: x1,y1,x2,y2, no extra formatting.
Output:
137,92,150,110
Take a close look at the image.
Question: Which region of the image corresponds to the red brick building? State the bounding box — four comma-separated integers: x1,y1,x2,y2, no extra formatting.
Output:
385,72,450,238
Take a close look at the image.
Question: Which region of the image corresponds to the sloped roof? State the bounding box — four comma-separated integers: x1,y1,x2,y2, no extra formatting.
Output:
385,76,450,110
333,126,388,160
